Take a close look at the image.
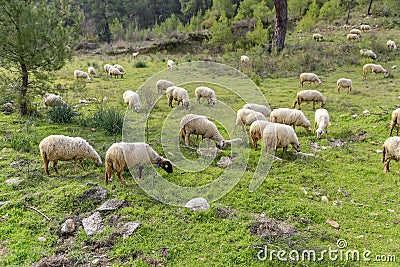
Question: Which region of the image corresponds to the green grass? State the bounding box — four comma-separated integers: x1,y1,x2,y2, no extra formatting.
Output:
1,26,400,267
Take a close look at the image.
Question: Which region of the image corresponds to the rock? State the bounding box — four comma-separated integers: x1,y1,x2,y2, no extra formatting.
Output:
61,219,76,234
97,199,129,211
0,201,10,207
82,212,104,236
78,187,108,203
376,149,383,153
1,102,15,114
92,258,101,265
38,237,46,242
10,159,29,168
216,156,233,168
5,178,24,186
185,197,210,211
119,222,141,239
321,196,329,202
326,218,340,229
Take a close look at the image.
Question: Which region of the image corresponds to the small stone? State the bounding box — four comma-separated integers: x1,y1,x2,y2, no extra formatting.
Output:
326,218,340,229
82,212,103,236
333,201,340,206
185,197,210,211
388,209,395,213
92,258,100,265
38,237,46,242
376,150,383,153
97,199,129,211
321,196,329,202
120,222,140,239
61,219,76,234
5,178,24,186
363,110,370,116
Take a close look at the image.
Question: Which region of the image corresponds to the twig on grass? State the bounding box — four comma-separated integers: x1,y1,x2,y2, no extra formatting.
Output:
25,205,51,221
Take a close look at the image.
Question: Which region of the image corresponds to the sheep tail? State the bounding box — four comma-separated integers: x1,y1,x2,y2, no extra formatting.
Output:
382,146,386,163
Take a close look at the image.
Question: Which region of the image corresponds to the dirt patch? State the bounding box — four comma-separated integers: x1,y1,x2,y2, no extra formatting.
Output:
250,216,296,239
76,187,108,204
32,255,72,267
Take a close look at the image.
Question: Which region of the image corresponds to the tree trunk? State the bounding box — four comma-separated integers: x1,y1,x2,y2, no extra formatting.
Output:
272,0,288,53
367,0,373,15
346,0,352,24
20,62,29,116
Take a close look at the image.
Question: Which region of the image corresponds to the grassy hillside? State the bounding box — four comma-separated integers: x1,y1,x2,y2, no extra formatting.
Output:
0,24,399,266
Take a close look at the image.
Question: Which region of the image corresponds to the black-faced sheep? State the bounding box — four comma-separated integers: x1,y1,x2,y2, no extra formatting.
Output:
313,33,323,41
299,73,322,87
389,108,400,136
359,24,371,31
336,78,353,93
347,33,360,41
382,137,400,173
387,40,397,50
88,67,97,77
109,67,124,78
314,108,330,139
195,86,216,105
293,90,326,110
249,120,270,150
243,103,271,117
39,135,102,175
123,90,140,112
270,108,312,132
156,79,174,94
74,70,91,82
43,93,67,109
262,123,301,154
360,49,377,59
167,86,189,109
362,64,389,80
105,142,173,184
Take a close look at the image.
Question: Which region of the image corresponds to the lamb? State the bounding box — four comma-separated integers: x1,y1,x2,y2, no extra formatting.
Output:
293,90,326,110
179,114,225,149
382,137,400,173
360,49,377,59
312,33,323,41
39,135,102,175
104,64,113,73
123,90,140,112
132,52,139,58
347,33,360,41
262,123,301,154
156,79,174,94
42,93,67,109
234,108,267,132
359,24,371,31
109,67,124,78
389,108,400,136
336,78,353,93
167,59,174,71
314,108,330,139
167,86,189,109
88,66,98,77
270,108,312,132
299,72,322,87
362,63,389,80
104,142,173,184
195,86,217,105
243,103,271,117
349,29,362,35
249,120,270,150
73,70,91,82
387,40,397,50
113,64,126,74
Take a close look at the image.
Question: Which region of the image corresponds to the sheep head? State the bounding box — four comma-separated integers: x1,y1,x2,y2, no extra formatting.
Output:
159,159,173,173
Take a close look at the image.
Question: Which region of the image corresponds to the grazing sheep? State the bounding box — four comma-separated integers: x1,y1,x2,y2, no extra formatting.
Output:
349,29,362,35
389,108,400,136
314,108,330,139
179,114,225,149
240,55,250,63
362,63,389,80
382,137,400,173
293,90,326,110
387,40,397,50
108,67,124,78
270,108,312,132
73,70,91,82
39,135,102,175
43,93,67,109
171,87,190,109
113,64,126,74
156,79,174,94
88,66,98,77
313,33,323,41
195,86,217,105
249,120,270,150
359,24,371,31
123,90,140,112
105,142,173,184
360,49,377,59
347,33,360,41
299,72,322,87
336,78,353,93
167,59,174,71
243,103,271,117
234,108,267,132
262,123,301,154
132,52,139,58
104,64,113,73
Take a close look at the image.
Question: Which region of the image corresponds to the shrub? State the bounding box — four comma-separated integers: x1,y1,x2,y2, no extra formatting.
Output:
135,61,147,68
47,105,77,123
7,121,39,152
92,107,123,134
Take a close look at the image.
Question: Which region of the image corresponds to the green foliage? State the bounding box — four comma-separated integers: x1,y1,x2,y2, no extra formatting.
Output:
236,0,273,23
296,0,320,31
46,105,77,124
246,20,268,47
6,121,39,152
207,12,234,50
211,0,235,19
110,18,125,41
135,61,148,68
319,0,344,22
288,0,312,19
152,14,185,37
186,10,204,31
92,107,123,135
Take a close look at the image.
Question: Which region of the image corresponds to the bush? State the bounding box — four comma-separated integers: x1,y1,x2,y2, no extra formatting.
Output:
135,61,147,68
7,121,39,152
47,105,77,123
92,107,123,135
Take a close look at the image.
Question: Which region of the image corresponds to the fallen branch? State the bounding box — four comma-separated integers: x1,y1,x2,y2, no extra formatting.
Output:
25,205,50,221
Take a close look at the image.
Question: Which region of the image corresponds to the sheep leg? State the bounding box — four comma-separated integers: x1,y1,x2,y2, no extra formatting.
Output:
53,160,59,176
337,86,340,93
197,97,200,104
293,101,298,109
117,171,126,184
389,121,395,136
313,121,317,132
312,101,316,110
138,166,144,179
383,159,390,173
43,159,50,176
185,134,191,146
252,138,257,150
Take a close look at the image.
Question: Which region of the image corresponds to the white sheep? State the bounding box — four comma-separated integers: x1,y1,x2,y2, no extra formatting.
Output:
314,108,330,139
270,108,312,132
240,55,250,63
387,40,397,50
347,33,360,41
299,72,322,87
179,114,225,149
360,49,377,59
104,142,173,184
132,52,139,58
167,86,189,109
42,93,67,109
88,66,98,77
109,67,124,78
113,64,126,74
359,24,371,31
293,90,326,110
389,108,400,136
234,108,267,132
362,63,389,80
336,78,353,94
39,135,102,175
156,79,174,94
73,70,91,82
195,86,216,105
262,123,301,154
104,63,113,73
312,33,323,41
382,137,400,173
167,59,174,71
249,120,270,150
243,103,271,117
123,90,140,112
349,29,362,35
